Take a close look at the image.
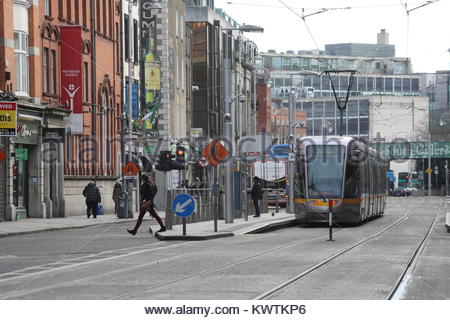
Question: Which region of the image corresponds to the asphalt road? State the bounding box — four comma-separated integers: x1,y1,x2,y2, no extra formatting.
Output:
0,197,447,300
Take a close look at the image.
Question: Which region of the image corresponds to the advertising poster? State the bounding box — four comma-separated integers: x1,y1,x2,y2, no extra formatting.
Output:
0,102,17,136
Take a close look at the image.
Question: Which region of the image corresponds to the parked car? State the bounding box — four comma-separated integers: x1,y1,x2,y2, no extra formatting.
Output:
392,188,411,197
267,189,287,207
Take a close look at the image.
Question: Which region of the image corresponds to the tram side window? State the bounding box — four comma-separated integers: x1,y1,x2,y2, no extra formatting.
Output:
344,163,360,198
295,158,306,197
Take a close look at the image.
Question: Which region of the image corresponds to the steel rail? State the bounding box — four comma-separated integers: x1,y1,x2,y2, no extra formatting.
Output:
253,199,425,300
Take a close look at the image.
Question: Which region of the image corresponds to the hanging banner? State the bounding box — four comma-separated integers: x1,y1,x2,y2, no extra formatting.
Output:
0,102,17,136
140,0,162,133
60,26,83,133
125,82,139,120
370,141,450,159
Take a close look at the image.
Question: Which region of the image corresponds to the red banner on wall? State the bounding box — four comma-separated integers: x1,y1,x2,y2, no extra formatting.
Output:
60,26,82,114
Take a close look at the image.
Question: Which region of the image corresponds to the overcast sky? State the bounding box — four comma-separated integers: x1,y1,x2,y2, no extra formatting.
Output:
214,0,450,73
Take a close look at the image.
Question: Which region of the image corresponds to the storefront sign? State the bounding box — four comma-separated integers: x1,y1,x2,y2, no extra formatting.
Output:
370,141,450,159
60,26,83,133
15,148,28,161
0,102,17,136
14,119,40,145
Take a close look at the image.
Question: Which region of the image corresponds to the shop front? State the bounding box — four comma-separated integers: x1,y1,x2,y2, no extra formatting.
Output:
12,117,41,219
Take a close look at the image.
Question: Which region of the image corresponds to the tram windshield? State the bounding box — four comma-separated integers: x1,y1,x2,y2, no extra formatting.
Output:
306,145,346,199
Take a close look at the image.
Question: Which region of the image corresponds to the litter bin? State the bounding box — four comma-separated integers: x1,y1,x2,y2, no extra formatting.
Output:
117,191,129,218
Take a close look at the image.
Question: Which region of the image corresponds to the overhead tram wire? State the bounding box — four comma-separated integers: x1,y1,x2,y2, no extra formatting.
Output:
399,0,443,57
220,0,430,10
276,0,336,70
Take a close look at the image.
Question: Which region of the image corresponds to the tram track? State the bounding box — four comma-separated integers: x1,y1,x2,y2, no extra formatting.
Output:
253,198,430,300
387,204,441,300
0,226,330,299
0,199,433,300
111,200,423,299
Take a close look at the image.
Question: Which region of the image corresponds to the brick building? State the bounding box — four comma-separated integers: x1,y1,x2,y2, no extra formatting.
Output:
0,0,122,220
53,1,122,216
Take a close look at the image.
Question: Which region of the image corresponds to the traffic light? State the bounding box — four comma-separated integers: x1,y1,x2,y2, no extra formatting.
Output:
155,151,185,172
176,146,186,163
155,151,172,172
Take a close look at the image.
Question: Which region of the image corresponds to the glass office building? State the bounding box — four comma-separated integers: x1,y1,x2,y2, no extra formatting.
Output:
291,98,370,139
260,53,411,75
271,73,420,99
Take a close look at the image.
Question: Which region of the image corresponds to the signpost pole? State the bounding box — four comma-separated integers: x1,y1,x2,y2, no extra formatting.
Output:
428,133,432,197
446,160,449,196
327,200,334,241
183,218,186,236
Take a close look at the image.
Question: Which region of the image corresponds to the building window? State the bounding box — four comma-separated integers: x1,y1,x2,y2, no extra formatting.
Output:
43,48,49,93
58,0,63,17
103,0,107,34
14,31,29,95
109,0,113,37
45,0,51,16
96,0,101,31
116,22,121,71
50,50,57,94
83,62,89,102
124,14,129,60
82,0,87,27
67,0,72,21
43,48,57,94
75,0,79,24
133,19,138,63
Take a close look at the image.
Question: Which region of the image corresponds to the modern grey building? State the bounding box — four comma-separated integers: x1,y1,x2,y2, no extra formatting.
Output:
325,29,395,58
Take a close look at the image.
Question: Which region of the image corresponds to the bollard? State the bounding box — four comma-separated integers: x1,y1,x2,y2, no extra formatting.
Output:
327,199,334,242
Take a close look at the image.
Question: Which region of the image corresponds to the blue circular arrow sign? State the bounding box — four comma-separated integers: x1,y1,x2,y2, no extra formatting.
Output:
172,193,196,218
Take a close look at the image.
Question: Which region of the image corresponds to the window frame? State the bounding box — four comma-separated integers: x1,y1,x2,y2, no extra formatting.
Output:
14,31,29,96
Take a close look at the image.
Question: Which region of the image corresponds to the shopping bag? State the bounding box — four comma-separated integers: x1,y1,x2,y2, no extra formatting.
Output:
96,204,104,215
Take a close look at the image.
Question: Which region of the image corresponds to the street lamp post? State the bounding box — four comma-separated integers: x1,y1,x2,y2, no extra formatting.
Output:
126,0,134,216
222,24,263,224
284,71,320,213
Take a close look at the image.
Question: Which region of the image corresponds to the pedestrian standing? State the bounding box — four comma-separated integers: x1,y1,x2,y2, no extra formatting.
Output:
127,174,166,235
251,177,263,217
112,180,122,216
212,178,221,218
82,181,101,219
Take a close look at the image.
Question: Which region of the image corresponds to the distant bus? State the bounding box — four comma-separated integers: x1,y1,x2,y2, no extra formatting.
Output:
410,172,422,189
398,172,409,188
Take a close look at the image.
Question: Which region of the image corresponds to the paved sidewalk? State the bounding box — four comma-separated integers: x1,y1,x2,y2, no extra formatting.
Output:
0,210,295,240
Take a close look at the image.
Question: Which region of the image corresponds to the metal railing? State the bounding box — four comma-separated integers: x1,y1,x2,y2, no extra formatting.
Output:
165,188,224,230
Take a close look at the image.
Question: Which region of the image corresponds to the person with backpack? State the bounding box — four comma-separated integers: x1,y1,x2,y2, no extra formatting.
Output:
251,176,263,217
127,174,166,235
82,181,101,219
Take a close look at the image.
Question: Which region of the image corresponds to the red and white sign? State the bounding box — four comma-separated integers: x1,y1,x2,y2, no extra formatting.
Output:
60,26,83,133
198,157,209,167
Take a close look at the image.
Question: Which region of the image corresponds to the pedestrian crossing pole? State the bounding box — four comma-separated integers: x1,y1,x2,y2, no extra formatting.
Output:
327,200,334,241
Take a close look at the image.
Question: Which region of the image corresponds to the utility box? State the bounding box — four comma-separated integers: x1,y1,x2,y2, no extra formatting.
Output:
117,191,129,219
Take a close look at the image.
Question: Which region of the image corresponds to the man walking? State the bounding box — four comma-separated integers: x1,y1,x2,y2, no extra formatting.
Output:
82,181,101,218
127,174,166,235
251,177,263,217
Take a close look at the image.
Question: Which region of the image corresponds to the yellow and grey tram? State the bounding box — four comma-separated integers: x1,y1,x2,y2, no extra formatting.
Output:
294,136,388,224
